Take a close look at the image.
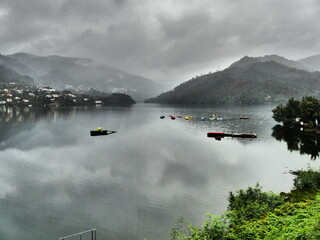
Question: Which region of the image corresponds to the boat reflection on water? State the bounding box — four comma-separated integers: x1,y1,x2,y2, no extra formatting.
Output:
272,124,320,160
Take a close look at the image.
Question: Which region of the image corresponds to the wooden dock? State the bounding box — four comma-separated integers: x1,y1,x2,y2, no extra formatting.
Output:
207,132,257,139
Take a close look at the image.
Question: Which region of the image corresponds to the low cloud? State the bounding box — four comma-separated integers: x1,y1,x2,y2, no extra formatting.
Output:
0,0,319,85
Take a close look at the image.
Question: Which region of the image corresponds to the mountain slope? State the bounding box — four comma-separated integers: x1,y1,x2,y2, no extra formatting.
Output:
7,53,164,102
0,65,34,85
0,54,36,77
230,54,309,71
146,59,320,105
298,54,320,71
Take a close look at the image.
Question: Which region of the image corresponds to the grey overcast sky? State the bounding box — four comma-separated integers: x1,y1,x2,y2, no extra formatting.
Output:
0,0,320,86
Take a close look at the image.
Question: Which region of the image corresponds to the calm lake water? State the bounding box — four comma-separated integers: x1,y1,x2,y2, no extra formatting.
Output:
0,104,318,240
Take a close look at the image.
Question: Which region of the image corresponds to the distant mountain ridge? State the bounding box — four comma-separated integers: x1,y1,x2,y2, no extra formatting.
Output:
230,54,310,71
298,54,320,71
3,52,164,102
146,54,320,105
2,52,320,104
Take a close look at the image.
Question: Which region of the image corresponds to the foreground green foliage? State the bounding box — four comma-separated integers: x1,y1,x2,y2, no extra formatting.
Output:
293,169,320,191
227,197,320,240
227,184,283,226
168,170,320,240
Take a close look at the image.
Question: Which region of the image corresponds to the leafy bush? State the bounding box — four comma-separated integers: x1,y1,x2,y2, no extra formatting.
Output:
169,217,189,240
293,169,320,191
169,214,228,240
227,184,284,225
190,214,228,240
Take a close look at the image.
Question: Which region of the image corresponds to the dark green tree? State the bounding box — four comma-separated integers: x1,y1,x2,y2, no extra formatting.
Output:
272,104,286,123
299,96,320,126
272,98,300,125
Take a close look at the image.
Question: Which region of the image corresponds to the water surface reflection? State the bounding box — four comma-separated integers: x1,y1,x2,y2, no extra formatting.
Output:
0,105,316,240
272,124,320,160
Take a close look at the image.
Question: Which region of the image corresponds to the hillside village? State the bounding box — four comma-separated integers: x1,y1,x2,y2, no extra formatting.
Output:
0,52,163,102
0,82,135,107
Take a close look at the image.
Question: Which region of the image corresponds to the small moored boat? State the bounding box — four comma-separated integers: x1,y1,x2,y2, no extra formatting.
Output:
90,128,117,136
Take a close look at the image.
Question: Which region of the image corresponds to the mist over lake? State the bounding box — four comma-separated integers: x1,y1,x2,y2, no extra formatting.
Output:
0,104,315,240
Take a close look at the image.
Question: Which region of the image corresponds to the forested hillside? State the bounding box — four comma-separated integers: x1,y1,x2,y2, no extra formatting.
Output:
146,58,320,105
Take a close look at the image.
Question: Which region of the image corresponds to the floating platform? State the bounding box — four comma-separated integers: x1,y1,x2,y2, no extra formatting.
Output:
90,130,117,136
207,132,257,139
